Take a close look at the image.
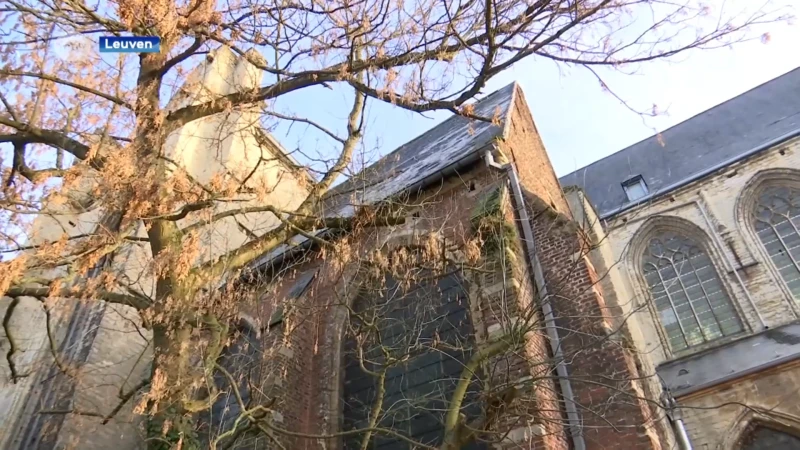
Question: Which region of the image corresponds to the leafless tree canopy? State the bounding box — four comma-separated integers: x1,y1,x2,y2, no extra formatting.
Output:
0,0,790,448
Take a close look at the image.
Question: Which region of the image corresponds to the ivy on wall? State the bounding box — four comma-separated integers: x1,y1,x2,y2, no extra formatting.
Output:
470,185,519,258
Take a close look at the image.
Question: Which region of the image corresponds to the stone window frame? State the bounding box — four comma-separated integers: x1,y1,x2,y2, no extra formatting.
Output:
735,168,800,316
718,409,800,450
317,231,488,448
627,215,750,359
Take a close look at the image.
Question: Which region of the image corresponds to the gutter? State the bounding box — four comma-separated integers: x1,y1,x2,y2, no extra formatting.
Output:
674,419,693,450
670,350,800,398
484,151,587,450
600,128,800,221
396,149,485,203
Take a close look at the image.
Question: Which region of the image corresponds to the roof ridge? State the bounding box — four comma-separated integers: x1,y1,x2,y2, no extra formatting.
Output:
329,83,517,195
501,81,520,139
562,65,800,178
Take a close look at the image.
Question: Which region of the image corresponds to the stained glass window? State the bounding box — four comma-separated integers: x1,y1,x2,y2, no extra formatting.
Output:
642,232,743,351
753,185,800,299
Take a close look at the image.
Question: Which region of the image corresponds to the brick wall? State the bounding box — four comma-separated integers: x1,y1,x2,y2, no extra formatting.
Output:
245,167,509,448
244,85,672,450
500,221,570,450
499,82,663,450
235,259,325,450
528,199,661,450
251,163,581,449
499,86,571,217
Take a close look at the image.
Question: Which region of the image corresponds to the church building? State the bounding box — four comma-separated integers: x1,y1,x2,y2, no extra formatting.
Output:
2,47,799,450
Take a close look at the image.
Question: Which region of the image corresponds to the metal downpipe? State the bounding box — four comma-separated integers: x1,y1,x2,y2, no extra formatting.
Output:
661,388,694,450
484,151,587,450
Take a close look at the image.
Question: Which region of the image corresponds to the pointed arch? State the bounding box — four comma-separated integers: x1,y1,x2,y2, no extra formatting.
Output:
199,316,266,448
341,267,484,450
719,409,800,450
740,425,800,449
327,238,488,450
627,215,745,353
736,168,800,304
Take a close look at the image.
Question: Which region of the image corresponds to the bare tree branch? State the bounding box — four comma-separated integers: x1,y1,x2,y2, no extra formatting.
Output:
4,286,151,310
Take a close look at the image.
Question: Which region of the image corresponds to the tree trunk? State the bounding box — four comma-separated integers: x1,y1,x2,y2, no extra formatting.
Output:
146,406,201,450
146,321,203,450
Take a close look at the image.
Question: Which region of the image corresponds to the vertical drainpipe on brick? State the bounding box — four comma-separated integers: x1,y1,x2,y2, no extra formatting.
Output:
484,151,587,450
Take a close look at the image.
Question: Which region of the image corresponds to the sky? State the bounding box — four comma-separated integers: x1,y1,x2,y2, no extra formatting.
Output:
2,0,798,183
267,0,800,180
1,0,798,257
509,9,800,178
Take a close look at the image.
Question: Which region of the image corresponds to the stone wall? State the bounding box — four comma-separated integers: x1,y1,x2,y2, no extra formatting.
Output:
0,297,150,450
569,134,800,449
679,361,800,449
598,136,800,365
0,46,311,450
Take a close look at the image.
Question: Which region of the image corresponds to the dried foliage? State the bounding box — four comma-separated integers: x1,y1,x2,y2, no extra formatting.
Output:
0,0,790,448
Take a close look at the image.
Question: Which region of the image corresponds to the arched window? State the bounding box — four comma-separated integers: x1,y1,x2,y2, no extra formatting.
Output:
752,185,800,299
740,425,800,450
641,231,743,351
199,323,267,449
342,269,485,450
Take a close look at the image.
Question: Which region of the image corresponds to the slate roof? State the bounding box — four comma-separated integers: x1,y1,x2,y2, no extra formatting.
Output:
323,82,517,216
559,66,800,219
250,82,518,269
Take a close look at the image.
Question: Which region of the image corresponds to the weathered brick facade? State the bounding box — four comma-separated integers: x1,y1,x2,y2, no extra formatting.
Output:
2,79,709,450
233,86,670,450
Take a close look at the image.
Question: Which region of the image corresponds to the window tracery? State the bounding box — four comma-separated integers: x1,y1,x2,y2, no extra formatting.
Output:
752,185,800,299
641,231,743,351
341,270,485,450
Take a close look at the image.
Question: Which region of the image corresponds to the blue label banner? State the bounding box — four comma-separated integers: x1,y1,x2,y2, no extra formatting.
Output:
99,36,160,53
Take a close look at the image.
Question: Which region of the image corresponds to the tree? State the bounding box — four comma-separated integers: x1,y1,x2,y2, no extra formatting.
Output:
0,0,788,448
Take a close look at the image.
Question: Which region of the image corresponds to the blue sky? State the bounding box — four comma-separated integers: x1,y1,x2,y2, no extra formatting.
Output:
1,0,797,257
3,0,798,182
266,0,800,179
